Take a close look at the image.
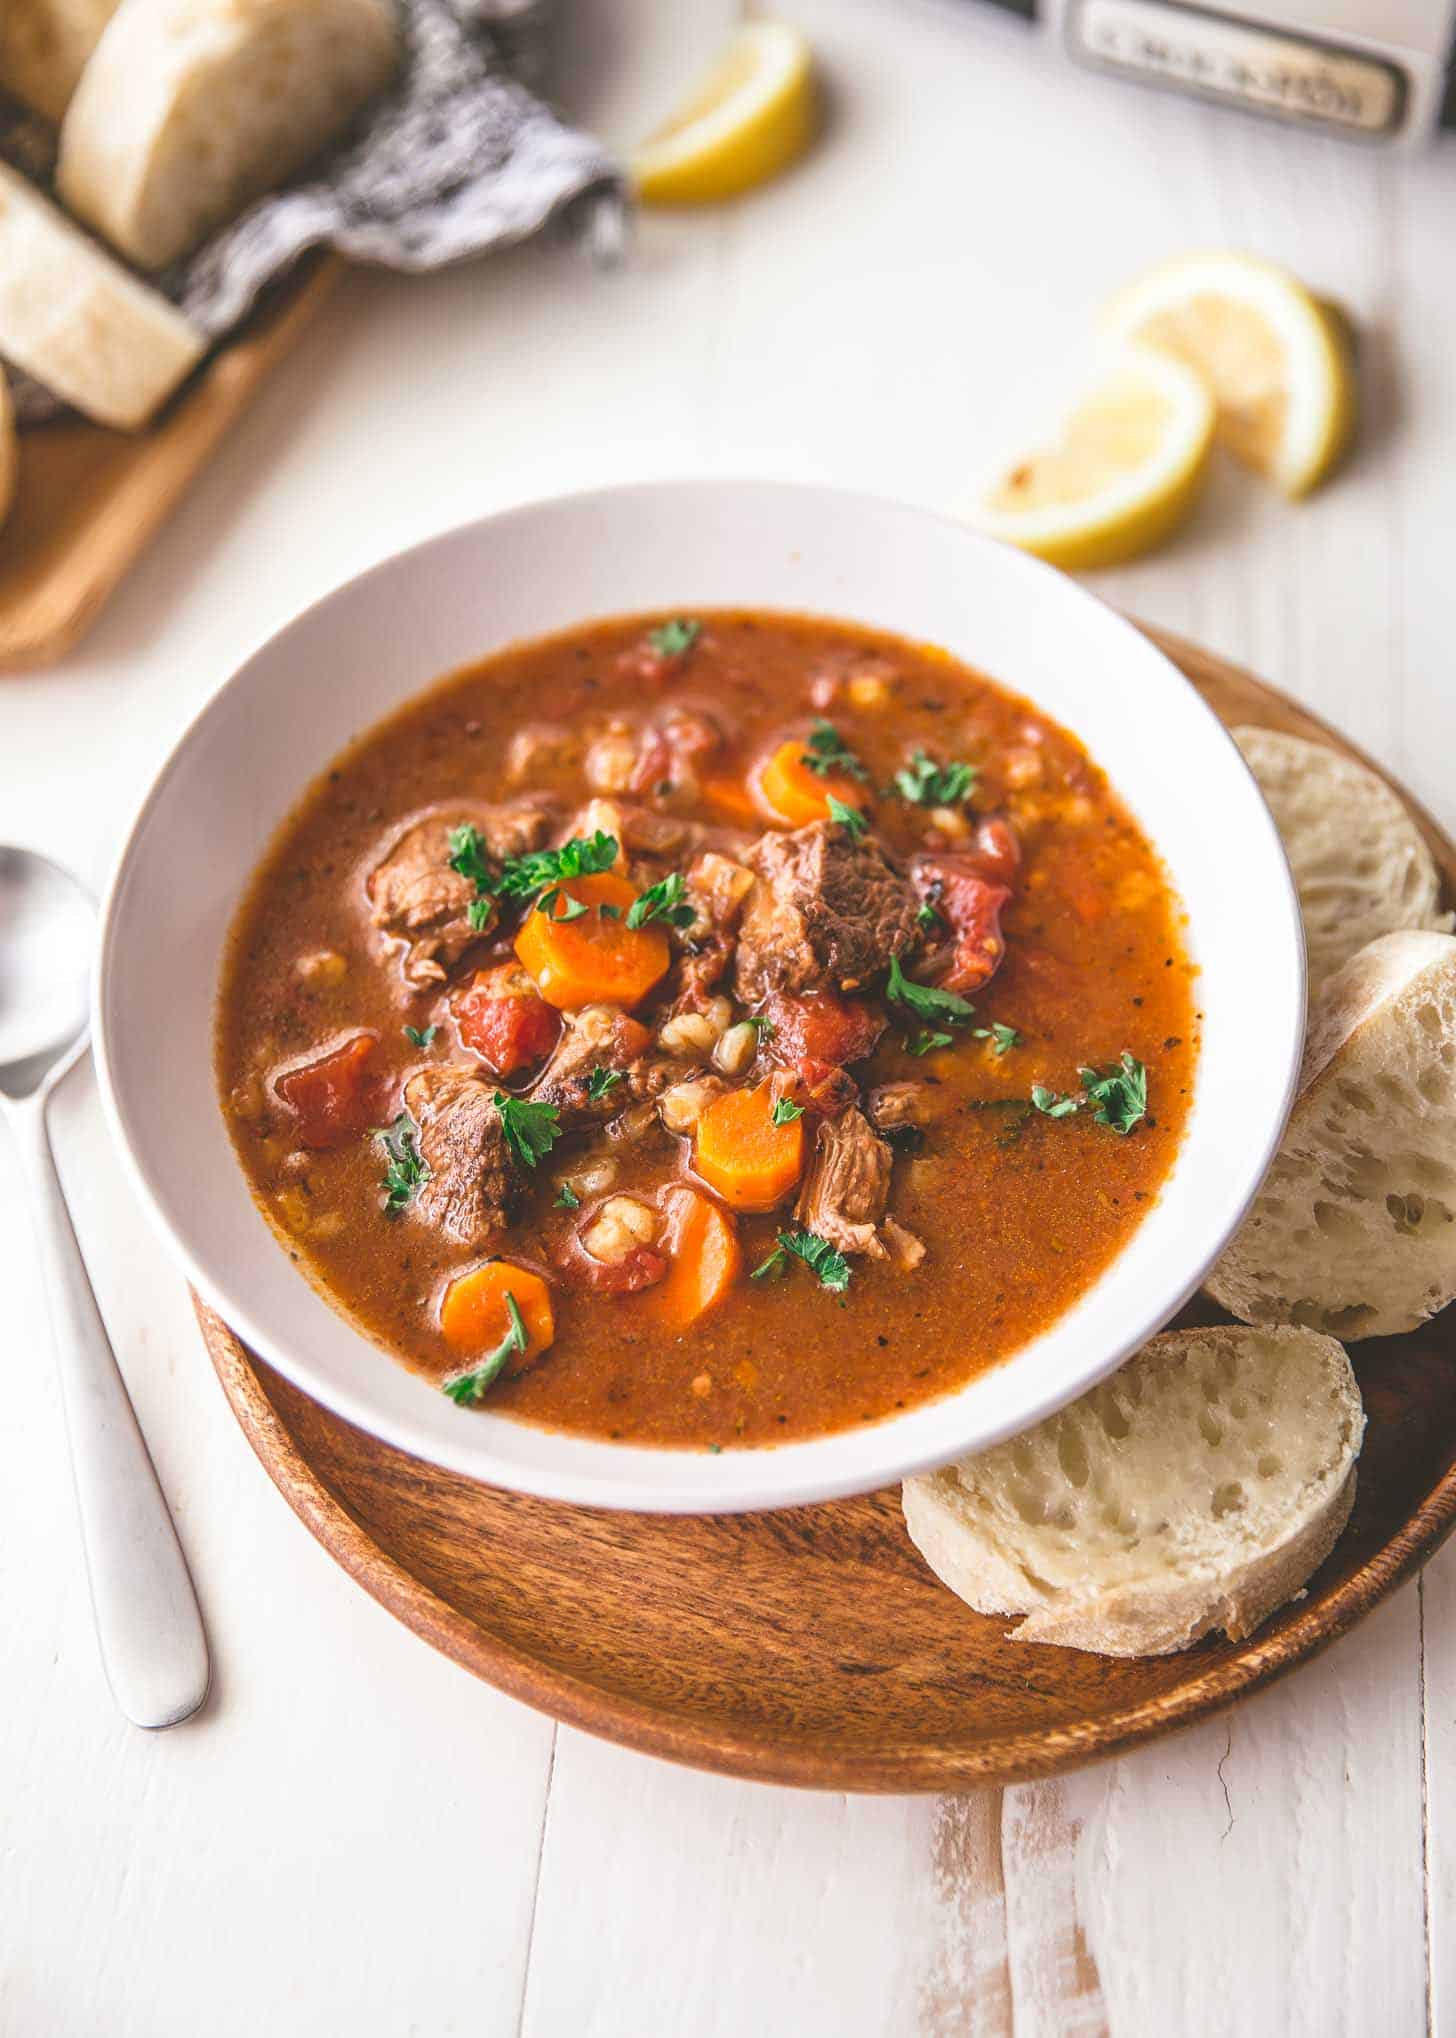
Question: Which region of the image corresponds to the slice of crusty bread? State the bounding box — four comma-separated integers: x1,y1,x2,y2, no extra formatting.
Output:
1208,928,1456,1339
0,164,204,428
56,0,399,271
903,1325,1362,1657
1233,725,1450,989
0,0,121,123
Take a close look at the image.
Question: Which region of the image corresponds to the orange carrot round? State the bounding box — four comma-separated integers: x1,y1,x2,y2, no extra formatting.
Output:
514,871,670,1011
757,738,867,828
440,1260,554,1363
693,1083,804,1211
644,1188,743,1328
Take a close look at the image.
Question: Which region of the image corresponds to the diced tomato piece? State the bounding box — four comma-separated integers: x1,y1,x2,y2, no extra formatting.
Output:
452,965,560,1076
915,856,1011,996
763,990,885,1076
573,1243,670,1295
965,818,1021,887
274,1033,379,1150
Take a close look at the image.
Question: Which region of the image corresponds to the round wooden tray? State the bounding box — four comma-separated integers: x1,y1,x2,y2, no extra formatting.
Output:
199,627,1456,1791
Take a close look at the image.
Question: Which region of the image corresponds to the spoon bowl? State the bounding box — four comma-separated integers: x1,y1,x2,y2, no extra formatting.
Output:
0,847,93,1098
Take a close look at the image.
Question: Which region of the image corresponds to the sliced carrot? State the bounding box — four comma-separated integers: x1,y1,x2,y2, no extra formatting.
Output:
514,871,670,1011
693,1082,804,1211
757,738,867,828
644,1187,743,1329
700,774,761,826
440,1260,555,1363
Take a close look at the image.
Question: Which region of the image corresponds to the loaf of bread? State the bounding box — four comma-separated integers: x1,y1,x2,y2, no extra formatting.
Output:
1233,725,1450,989
903,1325,1363,1656
56,0,400,271
0,164,204,428
1208,928,1456,1338
0,0,120,123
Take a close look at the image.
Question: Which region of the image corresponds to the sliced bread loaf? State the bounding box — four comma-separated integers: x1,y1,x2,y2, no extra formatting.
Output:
1208,928,1456,1338
56,0,400,271
0,164,204,428
1233,725,1450,989
902,1325,1362,1657
0,0,120,123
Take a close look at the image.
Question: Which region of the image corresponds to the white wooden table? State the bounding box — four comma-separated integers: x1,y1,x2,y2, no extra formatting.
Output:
3,3,1453,2030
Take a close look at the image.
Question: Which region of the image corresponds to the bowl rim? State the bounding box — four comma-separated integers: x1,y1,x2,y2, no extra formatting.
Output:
92,477,1306,1512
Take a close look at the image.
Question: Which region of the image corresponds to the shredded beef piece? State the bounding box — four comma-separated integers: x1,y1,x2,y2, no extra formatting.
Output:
733,822,917,1004
368,800,554,989
865,1081,934,1131
793,1105,893,1259
403,1064,518,1250
532,1004,671,1128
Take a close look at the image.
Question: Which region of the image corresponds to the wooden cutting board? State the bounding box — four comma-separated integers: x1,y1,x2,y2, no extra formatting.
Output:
0,258,339,672
196,626,1456,1791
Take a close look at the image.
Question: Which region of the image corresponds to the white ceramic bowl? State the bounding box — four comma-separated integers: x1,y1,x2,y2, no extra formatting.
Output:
95,481,1304,1512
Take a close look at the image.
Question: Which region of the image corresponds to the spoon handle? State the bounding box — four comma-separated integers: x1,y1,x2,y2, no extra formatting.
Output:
14,1099,210,1728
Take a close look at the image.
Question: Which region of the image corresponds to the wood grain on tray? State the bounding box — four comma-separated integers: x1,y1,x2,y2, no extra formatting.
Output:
190,630,1456,1791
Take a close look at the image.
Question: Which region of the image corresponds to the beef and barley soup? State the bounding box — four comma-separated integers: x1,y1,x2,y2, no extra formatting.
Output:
217,611,1198,1449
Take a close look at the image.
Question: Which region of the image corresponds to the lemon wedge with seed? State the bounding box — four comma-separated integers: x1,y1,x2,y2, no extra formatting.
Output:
631,22,817,206
1101,251,1356,498
964,347,1216,571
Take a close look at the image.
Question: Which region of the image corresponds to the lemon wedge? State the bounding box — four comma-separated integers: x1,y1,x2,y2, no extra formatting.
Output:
1100,252,1355,497
964,347,1216,571
631,22,817,206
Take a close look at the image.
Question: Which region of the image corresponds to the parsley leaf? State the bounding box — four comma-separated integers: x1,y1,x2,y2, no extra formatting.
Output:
800,720,869,783
750,1245,789,1282
467,896,494,934
442,1293,527,1405
973,1022,1021,1056
745,1013,776,1039
554,1182,581,1209
1080,1052,1148,1135
1031,1085,1080,1120
885,953,975,1028
915,900,941,931
585,1065,623,1101
496,831,619,903
776,1228,852,1293
599,902,622,921
448,824,494,892
906,1029,953,1057
626,871,695,930
771,1096,805,1125
377,1113,429,1214
648,618,701,658
493,1092,560,1168
892,750,978,807
403,1024,437,1048
538,886,590,922
826,795,868,841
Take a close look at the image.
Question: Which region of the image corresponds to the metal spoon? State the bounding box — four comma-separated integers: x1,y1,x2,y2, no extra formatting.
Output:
0,846,209,1728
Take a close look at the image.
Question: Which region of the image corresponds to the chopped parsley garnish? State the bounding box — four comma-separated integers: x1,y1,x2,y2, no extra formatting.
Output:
1028,1054,1148,1134
554,1182,581,1209
915,900,941,931
599,902,622,920
585,1065,623,1101
493,1092,561,1168
467,896,494,934
377,1113,428,1214
442,1293,527,1405
892,750,978,807
745,1013,776,1039
974,1022,1022,1056
497,830,619,903
906,1028,953,1057
537,886,590,922
771,1096,805,1125
885,953,975,1028
447,823,493,891
776,1228,852,1293
648,618,701,658
750,1245,789,1282
800,720,869,783
626,871,695,930
403,1024,437,1048
826,795,868,840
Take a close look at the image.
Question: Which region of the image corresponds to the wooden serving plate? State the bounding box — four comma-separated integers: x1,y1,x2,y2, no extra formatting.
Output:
198,628,1456,1791
0,258,339,672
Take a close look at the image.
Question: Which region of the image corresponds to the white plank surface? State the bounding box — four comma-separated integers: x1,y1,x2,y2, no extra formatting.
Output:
2,0,1453,2030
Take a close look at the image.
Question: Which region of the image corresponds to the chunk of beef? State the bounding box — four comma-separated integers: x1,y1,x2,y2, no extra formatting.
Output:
404,1064,518,1250
865,1081,933,1131
669,851,756,1013
531,1003,671,1128
628,707,724,798
794,1106,893,1260
734,822,916,1004
368,800,554,989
